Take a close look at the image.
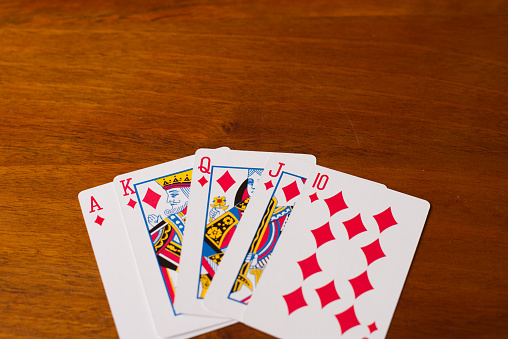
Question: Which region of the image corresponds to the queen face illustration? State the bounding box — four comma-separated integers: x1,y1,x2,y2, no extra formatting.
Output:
247,172,261,197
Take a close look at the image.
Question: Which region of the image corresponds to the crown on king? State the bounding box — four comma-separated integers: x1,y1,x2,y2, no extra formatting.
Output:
156,169,192,190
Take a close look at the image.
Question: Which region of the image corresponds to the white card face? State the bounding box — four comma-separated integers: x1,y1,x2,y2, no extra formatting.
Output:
204,159,389,320
176,149,316,316
112,156,234,338
203,154,316,319
79,183,162,339
242,167,430,339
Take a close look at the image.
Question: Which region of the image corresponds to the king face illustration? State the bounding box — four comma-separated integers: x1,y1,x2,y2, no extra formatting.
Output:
142,169,192,304
164,186,190,216
147,172,191,227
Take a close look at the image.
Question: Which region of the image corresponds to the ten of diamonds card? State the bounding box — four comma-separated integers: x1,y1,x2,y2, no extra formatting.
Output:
242,166,429,338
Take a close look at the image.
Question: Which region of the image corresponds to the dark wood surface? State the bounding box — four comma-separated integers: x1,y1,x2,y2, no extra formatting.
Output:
1,1,507,338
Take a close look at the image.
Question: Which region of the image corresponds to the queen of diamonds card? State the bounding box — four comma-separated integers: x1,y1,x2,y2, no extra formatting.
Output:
198,167,263,298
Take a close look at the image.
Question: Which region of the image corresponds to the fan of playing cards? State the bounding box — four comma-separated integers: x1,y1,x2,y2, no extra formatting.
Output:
78,148,430,339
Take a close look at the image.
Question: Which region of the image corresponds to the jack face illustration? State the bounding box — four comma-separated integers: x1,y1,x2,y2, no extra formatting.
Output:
228,172,305,305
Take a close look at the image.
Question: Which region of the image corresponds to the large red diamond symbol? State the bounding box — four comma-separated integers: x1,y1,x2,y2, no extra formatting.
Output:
349,271,374,299
368,322,378,333
335,305,361,334
142,188,161,209
216,170,236,193
311,222,335,248
264,180,274,190
309,192,319,203
198,176,208,187
127,198,137,209
315,280,340,308
94,215,105,226
297,253,322,280
342,213,367,240
361,239,386,266
324,191,348,217
373,207,398,233
282,286,308,315
282,181,300,202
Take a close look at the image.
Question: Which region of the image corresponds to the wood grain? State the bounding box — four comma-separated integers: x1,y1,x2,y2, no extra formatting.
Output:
1,0,507,338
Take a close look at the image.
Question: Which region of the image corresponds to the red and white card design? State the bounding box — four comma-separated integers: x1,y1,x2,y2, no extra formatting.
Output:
202,155,384,320
242,166,430,338
112,155,234,338
176,149,316,317
202,154,315,318
78,183,232,339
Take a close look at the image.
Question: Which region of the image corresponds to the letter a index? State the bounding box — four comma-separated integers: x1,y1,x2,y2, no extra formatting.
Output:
120,178,136,196
89,196,103,213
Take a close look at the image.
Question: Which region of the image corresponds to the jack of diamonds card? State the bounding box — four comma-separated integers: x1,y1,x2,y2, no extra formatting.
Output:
228,170,304,304
242,166,430,338
176,149,316,316
203,154,317,320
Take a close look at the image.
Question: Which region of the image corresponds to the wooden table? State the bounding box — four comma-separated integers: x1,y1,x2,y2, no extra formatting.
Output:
1,0,507,338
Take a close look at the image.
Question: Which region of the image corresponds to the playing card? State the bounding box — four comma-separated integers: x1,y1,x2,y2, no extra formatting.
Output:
113,155,234,338
176,149,316,316
79,183,162,339
203,154,316,319
242,166,430,338
79,183,233,339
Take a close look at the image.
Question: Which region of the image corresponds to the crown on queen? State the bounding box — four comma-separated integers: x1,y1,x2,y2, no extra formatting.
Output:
156,169,192,190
